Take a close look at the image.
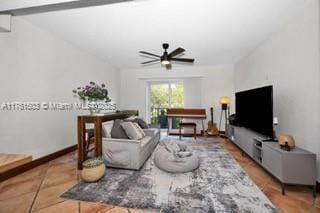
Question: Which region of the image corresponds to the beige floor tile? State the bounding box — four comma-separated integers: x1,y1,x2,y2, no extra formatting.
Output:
51,152,77,165
310,206,320,213
47,161,77,173
33,200,79,213
281,185,315,205
0,191,36,213
221,141,239,152
230,153,252,168
265,176,316,205
40,167,77,189
128,208,157,213
0,175,41,200
103,207,128,213
32,180,77,211
265,176,282,191
263,185,313,213
242,161,271,189
315,196,320,208
79,201,113,213
50,159,77,168
1,163,50,186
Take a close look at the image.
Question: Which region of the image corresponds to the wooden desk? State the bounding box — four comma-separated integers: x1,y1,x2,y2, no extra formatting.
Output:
77,110,138,169
166,108,206,136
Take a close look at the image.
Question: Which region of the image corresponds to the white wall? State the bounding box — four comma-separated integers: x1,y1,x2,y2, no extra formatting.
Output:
0,17,119,159
234,0,320,179
119,65,234,132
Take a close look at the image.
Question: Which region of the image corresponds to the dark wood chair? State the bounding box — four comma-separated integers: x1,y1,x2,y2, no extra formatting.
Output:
179,122,197,140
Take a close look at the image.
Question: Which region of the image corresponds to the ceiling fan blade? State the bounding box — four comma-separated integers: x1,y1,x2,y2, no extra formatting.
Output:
168,48,185,57
141,59,160,64
171,58,195,63
139,51,160,58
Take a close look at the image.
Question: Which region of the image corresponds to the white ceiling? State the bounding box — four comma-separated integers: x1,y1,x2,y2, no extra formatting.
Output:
0,0,78,11
22,0,312,70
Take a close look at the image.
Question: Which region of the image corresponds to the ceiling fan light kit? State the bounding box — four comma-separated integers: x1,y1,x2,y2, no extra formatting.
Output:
161,60,170,65
139,43,194,69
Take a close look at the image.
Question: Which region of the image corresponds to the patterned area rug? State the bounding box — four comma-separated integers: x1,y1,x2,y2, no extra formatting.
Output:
62,137,277,212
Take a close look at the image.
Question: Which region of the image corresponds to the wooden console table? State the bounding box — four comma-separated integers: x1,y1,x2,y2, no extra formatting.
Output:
77,110,138,169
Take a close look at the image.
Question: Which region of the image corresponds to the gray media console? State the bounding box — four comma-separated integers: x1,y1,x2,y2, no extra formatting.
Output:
226,124,317,197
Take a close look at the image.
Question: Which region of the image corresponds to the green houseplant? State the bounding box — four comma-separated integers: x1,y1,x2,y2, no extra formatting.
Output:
73,82,111,114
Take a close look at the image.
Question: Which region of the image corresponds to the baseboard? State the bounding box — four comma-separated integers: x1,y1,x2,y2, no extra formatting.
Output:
0,144,77,182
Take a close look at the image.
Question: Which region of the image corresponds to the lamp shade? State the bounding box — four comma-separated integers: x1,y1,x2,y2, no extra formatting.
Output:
219,96,230,105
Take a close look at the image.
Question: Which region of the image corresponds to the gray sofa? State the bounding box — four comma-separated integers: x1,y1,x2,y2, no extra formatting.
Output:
102,128,160,170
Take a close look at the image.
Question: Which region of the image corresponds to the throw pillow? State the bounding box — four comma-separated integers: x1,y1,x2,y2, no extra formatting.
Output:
132,122,146,137
102,120,114,138
121,122,145,140
111,119,129,139
133,117,149,129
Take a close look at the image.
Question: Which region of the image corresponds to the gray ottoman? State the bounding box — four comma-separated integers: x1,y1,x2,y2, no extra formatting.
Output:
154,143,200,173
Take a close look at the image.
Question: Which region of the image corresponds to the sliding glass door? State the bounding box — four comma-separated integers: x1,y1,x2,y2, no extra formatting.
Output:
148,82,184,128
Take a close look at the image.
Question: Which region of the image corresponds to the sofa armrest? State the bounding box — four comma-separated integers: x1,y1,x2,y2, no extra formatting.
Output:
143,129,160,137
143,129,155,137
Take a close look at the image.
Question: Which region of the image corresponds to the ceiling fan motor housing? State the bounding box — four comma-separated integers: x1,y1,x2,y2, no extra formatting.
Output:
161,51,169,62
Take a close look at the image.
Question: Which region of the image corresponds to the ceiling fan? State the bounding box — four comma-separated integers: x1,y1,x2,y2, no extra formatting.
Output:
139,43,195,69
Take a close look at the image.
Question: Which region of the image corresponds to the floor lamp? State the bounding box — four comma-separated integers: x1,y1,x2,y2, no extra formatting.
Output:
218,96,230,136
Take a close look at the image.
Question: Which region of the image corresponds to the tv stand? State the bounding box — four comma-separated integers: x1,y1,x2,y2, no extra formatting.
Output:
261,138,278,142
225,124,317,197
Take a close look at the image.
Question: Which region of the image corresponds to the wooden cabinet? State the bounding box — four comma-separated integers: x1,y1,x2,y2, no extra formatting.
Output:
226,124,317,197
233,126,259,157
262,142,316,186
261,143,282,180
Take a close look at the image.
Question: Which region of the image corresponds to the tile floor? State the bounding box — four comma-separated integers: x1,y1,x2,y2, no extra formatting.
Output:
0,138,319,213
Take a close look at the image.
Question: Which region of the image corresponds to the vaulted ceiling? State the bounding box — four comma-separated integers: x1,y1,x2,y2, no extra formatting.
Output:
20,0,312,69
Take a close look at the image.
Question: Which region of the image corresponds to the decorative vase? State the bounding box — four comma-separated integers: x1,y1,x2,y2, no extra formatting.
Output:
81,157,106,182
87,101,101,115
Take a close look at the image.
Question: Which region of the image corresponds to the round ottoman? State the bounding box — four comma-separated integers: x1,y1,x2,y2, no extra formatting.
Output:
154,145,200,173
81,157,106,182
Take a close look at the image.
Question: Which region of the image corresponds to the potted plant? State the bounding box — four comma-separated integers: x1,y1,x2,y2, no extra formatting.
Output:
73,81,111,114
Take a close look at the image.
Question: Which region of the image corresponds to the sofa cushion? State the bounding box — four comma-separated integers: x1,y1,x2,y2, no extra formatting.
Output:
111,119,129,139
102,120,114,138
132,118,149,129
132,122,146,137
103,148,130,166
121,122,145,140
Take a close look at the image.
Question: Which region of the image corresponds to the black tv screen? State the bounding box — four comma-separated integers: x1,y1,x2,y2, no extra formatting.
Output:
235,85,274,138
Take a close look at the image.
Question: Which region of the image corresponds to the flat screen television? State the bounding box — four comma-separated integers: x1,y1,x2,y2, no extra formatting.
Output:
235,85,274,138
